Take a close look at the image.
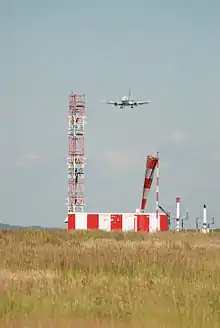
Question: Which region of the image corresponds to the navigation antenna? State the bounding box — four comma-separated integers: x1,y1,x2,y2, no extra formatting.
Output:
67,93,86,217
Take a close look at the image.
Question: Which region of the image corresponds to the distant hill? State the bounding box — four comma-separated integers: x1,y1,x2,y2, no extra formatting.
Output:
0,222,46,229
0,222,23,229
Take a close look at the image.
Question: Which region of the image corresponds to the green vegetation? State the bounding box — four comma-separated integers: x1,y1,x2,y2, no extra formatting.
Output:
0,229,220,327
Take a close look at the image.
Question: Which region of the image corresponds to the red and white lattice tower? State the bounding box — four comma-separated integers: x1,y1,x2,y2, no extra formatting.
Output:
141,154,159,213
67,93,86,215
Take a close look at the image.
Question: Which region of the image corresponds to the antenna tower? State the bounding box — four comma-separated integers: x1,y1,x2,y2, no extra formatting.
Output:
67,93,86,214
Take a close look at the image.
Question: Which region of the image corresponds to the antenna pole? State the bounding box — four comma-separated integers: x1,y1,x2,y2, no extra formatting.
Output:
156,152,159,229
176,197,180,232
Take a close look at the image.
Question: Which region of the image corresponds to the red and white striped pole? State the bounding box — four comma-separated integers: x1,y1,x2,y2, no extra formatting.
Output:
141,156,158,212
156,152,159,230
176,196,180,232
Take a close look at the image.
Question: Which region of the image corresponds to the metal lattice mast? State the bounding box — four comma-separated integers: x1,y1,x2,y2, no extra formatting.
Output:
68,93,86,214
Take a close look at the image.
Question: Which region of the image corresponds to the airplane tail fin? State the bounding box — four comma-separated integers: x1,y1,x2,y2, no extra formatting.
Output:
128,87,131,100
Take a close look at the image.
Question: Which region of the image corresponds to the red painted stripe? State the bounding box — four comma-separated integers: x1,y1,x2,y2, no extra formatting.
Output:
144,178,152,189
136,215,149,232
110,214,123,231
87,214,99,230
146,156,158,169
68,214,75,230
147,157,155,169
141,199,147,211
160,214,168,231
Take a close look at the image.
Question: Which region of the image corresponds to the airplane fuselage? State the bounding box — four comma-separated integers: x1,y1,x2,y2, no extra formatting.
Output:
119,96,128,106
121,96,128,102
119,96,137,108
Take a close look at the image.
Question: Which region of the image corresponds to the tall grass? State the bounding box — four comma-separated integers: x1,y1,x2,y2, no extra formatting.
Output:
0,229,220,327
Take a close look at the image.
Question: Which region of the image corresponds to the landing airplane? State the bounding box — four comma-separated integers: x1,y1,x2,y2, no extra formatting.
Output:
104,88,150,109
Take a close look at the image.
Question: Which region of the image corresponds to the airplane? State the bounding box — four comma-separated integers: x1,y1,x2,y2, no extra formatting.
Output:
104,88,150,109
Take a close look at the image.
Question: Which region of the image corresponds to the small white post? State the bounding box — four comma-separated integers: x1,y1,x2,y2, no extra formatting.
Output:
202,204,207,233
176,197,180,232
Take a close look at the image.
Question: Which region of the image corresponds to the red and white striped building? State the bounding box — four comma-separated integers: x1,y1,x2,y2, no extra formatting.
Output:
66,212,168,232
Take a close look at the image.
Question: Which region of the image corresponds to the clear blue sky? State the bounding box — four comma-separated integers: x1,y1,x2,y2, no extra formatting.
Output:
0,0,219,228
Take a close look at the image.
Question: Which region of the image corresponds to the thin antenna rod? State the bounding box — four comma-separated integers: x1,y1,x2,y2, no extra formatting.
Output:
176,196,180,232
128,87,131,100
156,152,159,227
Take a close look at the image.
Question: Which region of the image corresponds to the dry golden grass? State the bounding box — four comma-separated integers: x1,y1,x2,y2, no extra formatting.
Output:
0,229,220,328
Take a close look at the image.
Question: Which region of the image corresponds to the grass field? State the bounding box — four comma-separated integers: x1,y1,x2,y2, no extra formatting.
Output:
0,230,220,328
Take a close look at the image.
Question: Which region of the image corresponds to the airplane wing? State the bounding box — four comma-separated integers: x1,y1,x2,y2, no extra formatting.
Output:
136,100,151,105
105,101,117,104
104,100,122,106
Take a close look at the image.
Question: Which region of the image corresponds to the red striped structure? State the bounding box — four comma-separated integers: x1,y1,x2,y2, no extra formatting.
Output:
141,155,159,212
67,213,168,232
